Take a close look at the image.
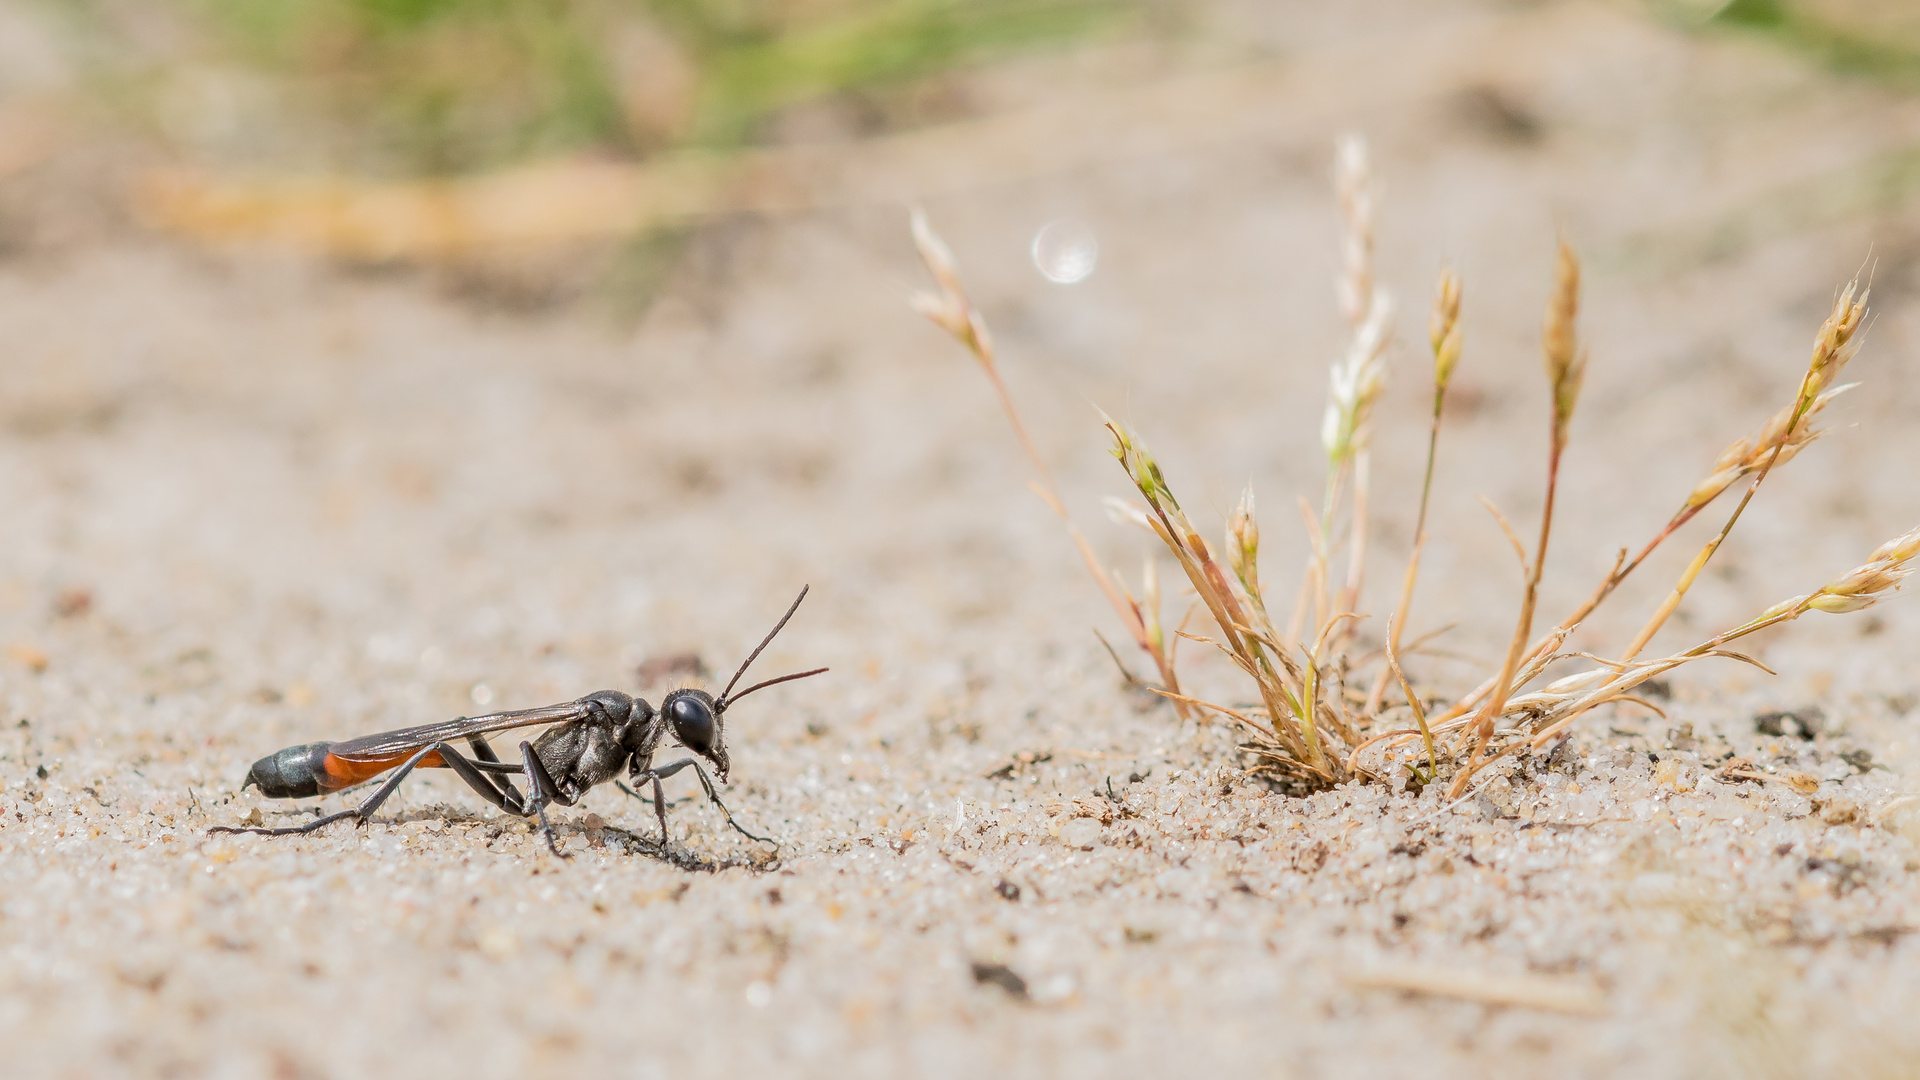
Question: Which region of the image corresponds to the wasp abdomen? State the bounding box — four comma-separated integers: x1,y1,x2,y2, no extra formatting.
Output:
243,742,337,799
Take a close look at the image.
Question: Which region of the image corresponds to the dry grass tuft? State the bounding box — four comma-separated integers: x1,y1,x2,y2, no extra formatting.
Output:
909,136,1911,799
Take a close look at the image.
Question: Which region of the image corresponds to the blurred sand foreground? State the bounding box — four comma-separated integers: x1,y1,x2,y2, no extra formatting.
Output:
6,1,1920,1076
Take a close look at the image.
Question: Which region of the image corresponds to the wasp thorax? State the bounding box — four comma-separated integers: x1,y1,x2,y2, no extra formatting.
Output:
618,697,658,749
581,688,636,726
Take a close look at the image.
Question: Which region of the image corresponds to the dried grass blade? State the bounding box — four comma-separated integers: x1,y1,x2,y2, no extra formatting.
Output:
1384,618,1439,777
1477,495,1531,579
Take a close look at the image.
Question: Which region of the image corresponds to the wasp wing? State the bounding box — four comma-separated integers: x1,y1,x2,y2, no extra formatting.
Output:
327,701,592,762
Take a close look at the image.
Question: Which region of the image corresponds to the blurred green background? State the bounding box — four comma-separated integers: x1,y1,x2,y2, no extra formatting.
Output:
1703,0,1920,85
61,0,1134,175
10,0,1919,317
24,2,1917,178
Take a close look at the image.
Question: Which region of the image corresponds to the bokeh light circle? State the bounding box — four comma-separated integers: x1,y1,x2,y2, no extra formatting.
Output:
1031,219,1099,284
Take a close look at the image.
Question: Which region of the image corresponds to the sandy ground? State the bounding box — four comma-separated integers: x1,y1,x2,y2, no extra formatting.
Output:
7,1,1920,1076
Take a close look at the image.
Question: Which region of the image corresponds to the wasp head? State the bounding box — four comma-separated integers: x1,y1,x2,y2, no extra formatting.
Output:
660,688,729,781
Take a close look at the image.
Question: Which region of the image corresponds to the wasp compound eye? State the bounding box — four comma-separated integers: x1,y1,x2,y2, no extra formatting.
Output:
668,694,716,753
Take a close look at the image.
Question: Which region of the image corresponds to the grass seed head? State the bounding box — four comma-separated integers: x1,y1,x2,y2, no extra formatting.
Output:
1324,134,1392,465
1788,525,1920,615
1107,421,1180,514
910,206,961,298
1681,286,1867,513
1542,240,1586,447
1322,295,1393,463
1335,134,1376,328
909,207,992,360
1870,526,1920,565
1804,283,1868,406
1430,269,1463,392
1806,590,1890,615
1226,487,1261,595
1686,383,1855,510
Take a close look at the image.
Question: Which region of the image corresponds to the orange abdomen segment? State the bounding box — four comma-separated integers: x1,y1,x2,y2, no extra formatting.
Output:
319,748,446,793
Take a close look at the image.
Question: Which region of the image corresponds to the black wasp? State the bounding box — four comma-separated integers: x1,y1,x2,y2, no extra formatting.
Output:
211,587,825,857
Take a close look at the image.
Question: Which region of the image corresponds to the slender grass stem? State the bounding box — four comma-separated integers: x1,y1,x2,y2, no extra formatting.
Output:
1619,420,1799,663
1367,346,1451,715
1450,442,1561,797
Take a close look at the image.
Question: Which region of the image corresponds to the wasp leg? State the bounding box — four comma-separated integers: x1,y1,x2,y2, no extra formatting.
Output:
209,807,363,839
516,741,572,860
688,760,774,845
652,773,672,846
467,735,501,764
613,777,674,847
463,735,527,810
640,758,774,845
437,746,530,816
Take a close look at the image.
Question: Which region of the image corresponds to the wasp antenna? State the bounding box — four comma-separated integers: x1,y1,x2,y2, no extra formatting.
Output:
723,667,829,709
719,586,811,707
